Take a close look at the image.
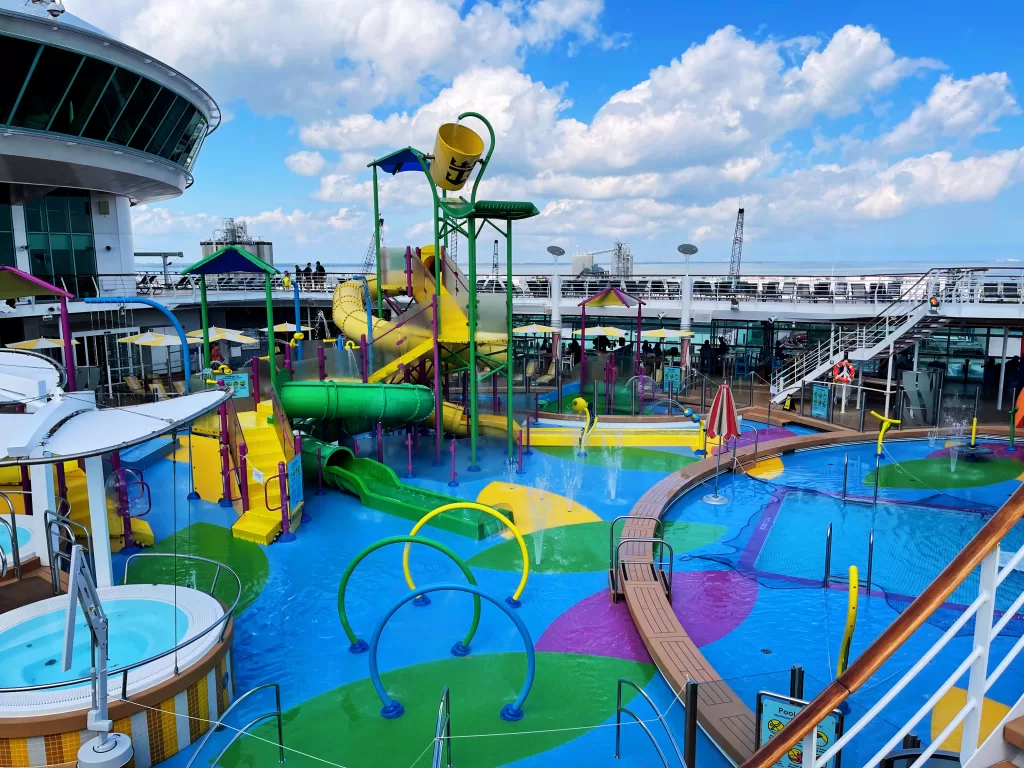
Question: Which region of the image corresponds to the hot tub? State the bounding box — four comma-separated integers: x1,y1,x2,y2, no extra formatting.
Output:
0,523,34,563
0,584,223,717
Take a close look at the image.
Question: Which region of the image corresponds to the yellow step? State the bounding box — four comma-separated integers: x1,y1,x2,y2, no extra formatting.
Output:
232,513,280,545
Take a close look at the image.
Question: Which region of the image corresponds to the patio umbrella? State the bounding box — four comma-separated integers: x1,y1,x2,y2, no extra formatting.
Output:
187,327,258,345
572,326,627,338
702,383,741,505
118,332,199,381
513,324,557,334
6,337,79,350
261,322,312,333
641,329,691,340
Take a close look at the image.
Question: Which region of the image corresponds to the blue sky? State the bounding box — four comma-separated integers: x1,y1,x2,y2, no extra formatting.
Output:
78,0,1024,274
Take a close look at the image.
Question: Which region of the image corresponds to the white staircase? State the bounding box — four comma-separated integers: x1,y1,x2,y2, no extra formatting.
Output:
769,268,968,404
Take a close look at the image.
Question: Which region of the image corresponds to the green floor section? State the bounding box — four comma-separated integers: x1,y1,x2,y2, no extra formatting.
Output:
221,652,654,767
125,522,269,615
468,520,727,574
535,445,699,472
867,457,1023,489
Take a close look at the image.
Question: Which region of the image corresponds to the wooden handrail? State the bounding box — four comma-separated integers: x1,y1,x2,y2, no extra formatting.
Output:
743,482,1024,768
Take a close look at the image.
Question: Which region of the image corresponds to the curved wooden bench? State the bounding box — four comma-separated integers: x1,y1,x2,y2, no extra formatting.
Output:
620,423,1007,764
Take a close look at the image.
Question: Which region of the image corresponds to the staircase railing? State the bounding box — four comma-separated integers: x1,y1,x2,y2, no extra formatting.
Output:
770,268,971,397
185,682,284,767
267,385,295,460
743,482,1024,768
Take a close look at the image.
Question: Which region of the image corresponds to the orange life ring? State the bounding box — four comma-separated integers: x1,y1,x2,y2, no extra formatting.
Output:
833,360,855,384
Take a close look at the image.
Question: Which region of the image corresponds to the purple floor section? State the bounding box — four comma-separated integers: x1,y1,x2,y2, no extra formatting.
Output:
927,442,1022,460
537,569,759,662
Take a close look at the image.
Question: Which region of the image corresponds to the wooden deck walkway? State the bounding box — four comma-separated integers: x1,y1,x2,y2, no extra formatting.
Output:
618,423,1010,763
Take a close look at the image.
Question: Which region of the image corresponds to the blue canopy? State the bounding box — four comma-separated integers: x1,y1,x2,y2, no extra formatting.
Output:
369,147,429,175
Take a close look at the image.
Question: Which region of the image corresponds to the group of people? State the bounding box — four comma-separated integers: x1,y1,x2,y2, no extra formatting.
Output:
282,261,328,291
699,336,732,374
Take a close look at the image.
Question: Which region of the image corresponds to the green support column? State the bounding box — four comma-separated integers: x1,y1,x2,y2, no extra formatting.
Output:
265,276,278,394
432,200,443,465
467,220,480,470
199,274,211,370
505,218,514,459
373,166,383,317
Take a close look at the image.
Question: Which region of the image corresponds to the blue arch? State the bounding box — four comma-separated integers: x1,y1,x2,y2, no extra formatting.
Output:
367,582,536,722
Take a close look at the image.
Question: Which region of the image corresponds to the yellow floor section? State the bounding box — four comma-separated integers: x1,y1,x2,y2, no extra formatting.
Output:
747,457,784,480
931,686,1010,751
530,428,713,449
476,481,599,535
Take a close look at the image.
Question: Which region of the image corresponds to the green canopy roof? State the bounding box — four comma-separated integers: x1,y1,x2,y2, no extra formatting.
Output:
467,200,540,221
182,246,279,276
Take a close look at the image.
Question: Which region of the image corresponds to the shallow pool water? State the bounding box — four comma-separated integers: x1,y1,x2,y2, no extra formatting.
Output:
0,524,31,556
116,429,1024,768
0,598,188,688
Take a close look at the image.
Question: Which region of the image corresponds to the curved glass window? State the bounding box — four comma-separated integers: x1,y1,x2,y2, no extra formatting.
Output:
24,189,97,297
0,32,209,171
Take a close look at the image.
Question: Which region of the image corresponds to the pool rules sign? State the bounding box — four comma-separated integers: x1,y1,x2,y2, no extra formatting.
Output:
755,691,844,768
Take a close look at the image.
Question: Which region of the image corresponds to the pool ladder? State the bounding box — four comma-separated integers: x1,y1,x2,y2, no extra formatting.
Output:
433,686,452,768
609,516,674,604
614,677,696,767
823,522,874,592
0,492,21,581
43,504,90,595
184,682,285,766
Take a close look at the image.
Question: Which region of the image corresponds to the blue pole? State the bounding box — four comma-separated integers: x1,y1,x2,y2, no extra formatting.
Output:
84,296,192,391
292,280,303,360
367,582,535,721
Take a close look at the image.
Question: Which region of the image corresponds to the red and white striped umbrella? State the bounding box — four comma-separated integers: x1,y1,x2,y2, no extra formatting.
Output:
705,384,741,441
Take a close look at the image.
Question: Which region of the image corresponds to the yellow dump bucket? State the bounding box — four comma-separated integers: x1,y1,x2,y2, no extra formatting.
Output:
430,123,484,191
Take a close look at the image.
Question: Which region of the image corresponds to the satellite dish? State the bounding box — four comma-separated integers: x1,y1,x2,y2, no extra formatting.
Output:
546,246,565,257
677,244,698,256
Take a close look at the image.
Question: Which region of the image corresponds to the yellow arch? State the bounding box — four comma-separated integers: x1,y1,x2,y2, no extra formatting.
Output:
404,502,529,602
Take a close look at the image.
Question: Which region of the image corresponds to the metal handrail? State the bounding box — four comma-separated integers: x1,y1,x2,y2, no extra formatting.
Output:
432,686,452,768
615,678,686,767
743,482,1024,768
0,552,239,695
0,492,22,580
44,506,90,595
184,683,284,767
613,537,675,601
609,516,664,570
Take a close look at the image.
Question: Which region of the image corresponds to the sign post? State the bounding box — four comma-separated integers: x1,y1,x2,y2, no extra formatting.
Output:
810,384,830,420
755,691,844,768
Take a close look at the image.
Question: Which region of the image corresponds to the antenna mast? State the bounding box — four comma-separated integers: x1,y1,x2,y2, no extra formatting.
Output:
729,207,745,288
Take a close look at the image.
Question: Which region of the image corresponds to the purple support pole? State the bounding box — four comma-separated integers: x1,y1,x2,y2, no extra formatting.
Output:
55,462,67,501
605,359,613,415
278,461,295,542
60,296,77,391
525,418,532,455
296,434,310,523
318,345,326,381
19,466,30,514
405,246,414,297
516,430,526,474
218,402,233,508
360,334,368,383
534,393,540,424
432,294,443,467
579,305,587,392
635,304,643,375
283,341,292,374
252,358,261,406
405,430,414,478
239,444,250,512
377,422,384,463
316,445,326,496
110,451,133,548
448,438,458,487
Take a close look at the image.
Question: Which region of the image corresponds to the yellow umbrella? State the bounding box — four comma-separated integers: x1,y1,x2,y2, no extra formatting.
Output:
641,329,692,340
188,327,258,344
572,326,628,338
261,322,312,333
119,332,200,347
513,324,557,334
6,338,79,350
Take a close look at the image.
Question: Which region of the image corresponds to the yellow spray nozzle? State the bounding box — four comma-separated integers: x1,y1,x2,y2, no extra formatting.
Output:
870,411,901,455
344,340,359,351
293,332,304,341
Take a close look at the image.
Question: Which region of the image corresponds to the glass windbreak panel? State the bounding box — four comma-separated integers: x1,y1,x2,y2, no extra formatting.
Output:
144,95,185,155
0,37,41,123
128,88,174,151
11,46,82,130
165,108,202,163
48,57,115,136
72,234,96,274
23,198,45,232
0,188,13,269
82,68,141,142
67,192,92,234
49,233,74,280
28,233,51,278
45,193,70,233
107,78,160,146
183,122,207,170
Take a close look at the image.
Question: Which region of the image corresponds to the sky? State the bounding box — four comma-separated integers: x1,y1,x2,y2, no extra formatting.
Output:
74,0,1024,275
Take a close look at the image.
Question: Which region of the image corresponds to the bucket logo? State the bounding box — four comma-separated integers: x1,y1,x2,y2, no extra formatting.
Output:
767,719,785,735
445,157,474,187
788,747,803,763
817,730,828,746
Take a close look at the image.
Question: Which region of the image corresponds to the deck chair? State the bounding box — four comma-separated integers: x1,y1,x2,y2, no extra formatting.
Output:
125,376,146,398
149,380,169,401
534,360,556,385
172,380,186,395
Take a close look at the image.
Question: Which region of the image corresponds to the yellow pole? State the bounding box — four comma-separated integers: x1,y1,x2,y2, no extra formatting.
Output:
837,565,859,677
970,416,978,448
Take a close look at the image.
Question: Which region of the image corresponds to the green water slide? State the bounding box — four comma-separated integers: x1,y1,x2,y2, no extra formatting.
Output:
300,438,506,540
280,380,435,430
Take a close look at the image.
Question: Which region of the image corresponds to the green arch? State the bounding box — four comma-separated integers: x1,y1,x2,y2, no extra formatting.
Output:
337,535,480,654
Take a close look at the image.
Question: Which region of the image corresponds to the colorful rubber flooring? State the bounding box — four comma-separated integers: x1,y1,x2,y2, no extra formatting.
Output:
114,429,1024,768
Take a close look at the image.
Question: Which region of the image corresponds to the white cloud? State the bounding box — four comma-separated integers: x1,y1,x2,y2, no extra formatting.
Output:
131,205,215,236
284,151,326,176
879,73,1020,153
